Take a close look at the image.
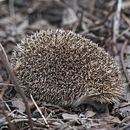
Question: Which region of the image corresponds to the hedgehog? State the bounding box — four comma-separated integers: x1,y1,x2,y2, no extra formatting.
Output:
11,29,123,109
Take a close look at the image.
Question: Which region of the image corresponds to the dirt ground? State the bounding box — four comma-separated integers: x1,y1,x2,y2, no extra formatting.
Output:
0,0,130,130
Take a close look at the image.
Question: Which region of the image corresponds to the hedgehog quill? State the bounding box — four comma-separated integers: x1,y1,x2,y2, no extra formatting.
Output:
11,29,123,109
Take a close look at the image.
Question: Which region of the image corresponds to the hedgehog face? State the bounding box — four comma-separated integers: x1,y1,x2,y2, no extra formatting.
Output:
11,29,123,107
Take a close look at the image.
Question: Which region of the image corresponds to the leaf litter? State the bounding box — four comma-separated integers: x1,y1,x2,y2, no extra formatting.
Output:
0,0,130,129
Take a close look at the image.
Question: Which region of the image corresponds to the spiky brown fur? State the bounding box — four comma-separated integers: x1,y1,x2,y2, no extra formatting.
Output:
11,29,123,107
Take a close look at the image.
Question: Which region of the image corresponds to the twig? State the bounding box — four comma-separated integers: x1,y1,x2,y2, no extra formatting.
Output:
118,115,130,129
4,102,12,112
120,40,130,90
3,117,45,126
113,0,122,54
119,123,130,130
120,119,130,126
122,14,130,26
0,83,15,86
113,0,122,42
0,43,33,129
42,103,68,112
119,103,130,109
0,101,16,130
3,109,46,127
9,0,17,35
117,27,130,39
30,94,49,127
81,1,117,36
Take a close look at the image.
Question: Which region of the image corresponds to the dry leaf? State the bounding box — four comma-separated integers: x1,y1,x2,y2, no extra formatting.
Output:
62,8,78,25
62,113,78,121
12,97,26,112
85,110,96,118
